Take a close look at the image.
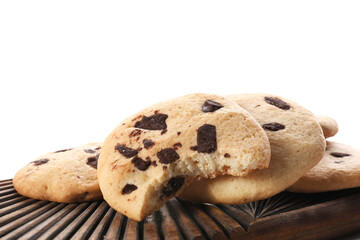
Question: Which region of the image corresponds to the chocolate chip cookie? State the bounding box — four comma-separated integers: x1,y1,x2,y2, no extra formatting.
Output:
13,143,102,203
288,141,360,193
180,93,326,204
97,93,271,221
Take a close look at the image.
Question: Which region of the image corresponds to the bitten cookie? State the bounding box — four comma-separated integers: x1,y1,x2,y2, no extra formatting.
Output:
288,141,360,193
13,143,102,203
180,93,326,204
97,93,271,221
316,115,338,138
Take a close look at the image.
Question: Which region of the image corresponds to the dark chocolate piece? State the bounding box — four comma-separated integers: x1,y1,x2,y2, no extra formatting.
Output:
161,177,185,197
134,113,168,130
161,129,167,135
330,152,351,158
122,184,138,194
54,148,72,153
32,158,49,166
143,139,155,149
262,123,285,131
224,153,230,158
173,142,182,150
177,132,181,136
190,146,198,151
157,148,180,164
197,124,217,153
131,157,151,171
264,96,291,110
87,154,99,169
115,144,138,158
84,149,96,154
202,100,224,113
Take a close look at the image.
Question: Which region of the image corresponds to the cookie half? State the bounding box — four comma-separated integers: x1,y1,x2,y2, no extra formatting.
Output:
179,93,326,204
316,115,338,138
13,143,102,203
288,141,360,193
97,93,271,221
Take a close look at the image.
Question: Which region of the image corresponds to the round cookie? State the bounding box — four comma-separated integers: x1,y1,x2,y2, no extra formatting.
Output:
13,143,102,203
179,93,326,205
316,115,338,138
97,93,271,221
288,141,360,193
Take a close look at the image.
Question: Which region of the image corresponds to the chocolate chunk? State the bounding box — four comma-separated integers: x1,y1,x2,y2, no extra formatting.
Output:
122,184,138,194
262,123,285,131
94,147,101,150
202,100,224,113
131,156,151,171
161,129,167,135
177,132,181,136
161,177,185,197
330,152,351,158
134,113,168,130
197,124,217,153
143,139,155,149
190,146,198,151
152,161,158,167
264,96,291,110
84,149,96,154
129,129,142,138
87,154,99,169
115,144,138,158
157,148,180,164
32,158,49,166
54,148,72,153
173,142,182,150
224,153,230,158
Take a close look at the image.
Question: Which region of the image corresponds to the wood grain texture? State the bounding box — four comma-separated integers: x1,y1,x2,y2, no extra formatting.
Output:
1,179,360,239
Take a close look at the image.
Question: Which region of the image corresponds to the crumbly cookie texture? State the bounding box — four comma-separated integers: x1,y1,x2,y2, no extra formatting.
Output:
180,93,326,205
288,141,360,193
97,93,271,221
316,115,338,138
13,143,102,203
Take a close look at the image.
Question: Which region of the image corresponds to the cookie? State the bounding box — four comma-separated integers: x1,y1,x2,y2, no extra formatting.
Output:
288,141,360,193
180,93,326,204
13,143,102,203
316,115,338,138
97,93,271,221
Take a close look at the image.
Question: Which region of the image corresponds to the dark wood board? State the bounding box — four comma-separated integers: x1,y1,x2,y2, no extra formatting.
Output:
1,178,360,240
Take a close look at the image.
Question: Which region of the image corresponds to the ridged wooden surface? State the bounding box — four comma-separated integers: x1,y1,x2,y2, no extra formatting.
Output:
1,179,360,240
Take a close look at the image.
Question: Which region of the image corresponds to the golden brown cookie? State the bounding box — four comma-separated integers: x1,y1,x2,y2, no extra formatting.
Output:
180,93,326,204
288,141,360,193
316,115,338,138
13,143,102,203
97,93,271,221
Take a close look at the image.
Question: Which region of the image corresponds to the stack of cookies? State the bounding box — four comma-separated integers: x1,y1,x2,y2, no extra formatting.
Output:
13,93,360,222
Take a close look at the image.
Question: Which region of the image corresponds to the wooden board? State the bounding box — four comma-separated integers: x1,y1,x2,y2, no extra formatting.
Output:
1,178,360,240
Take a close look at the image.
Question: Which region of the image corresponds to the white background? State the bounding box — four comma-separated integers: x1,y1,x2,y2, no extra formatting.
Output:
1,0,360,181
